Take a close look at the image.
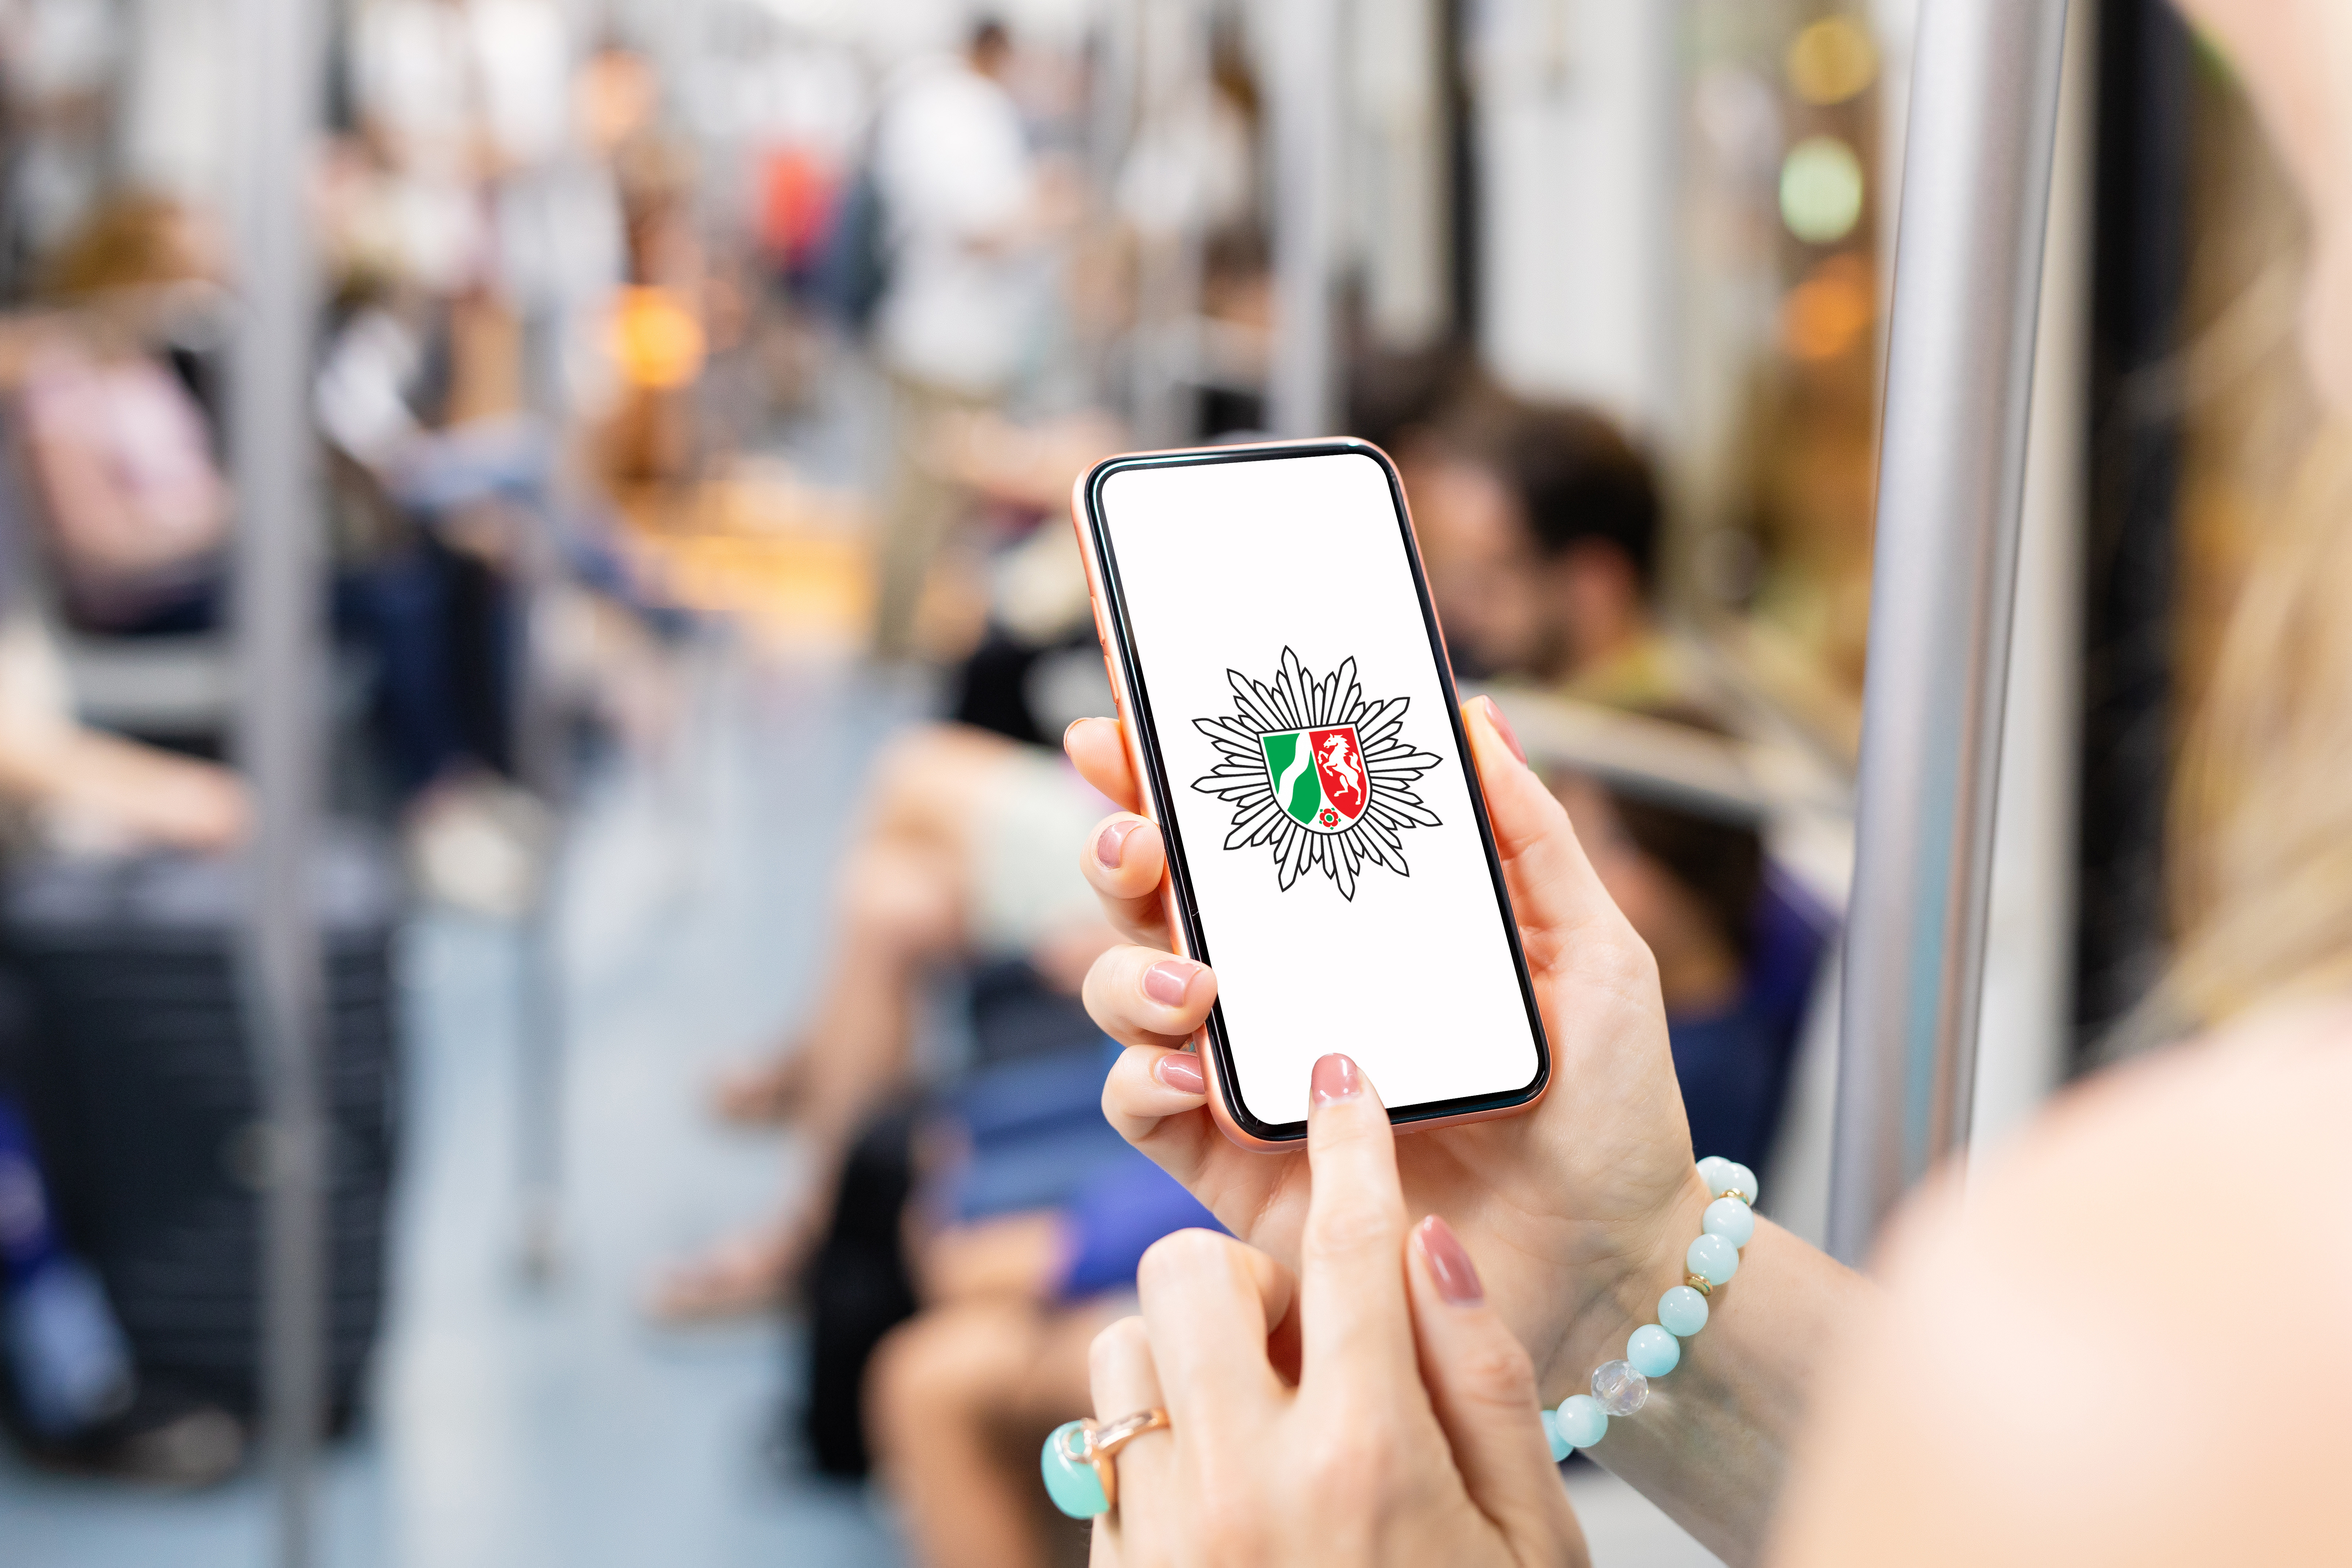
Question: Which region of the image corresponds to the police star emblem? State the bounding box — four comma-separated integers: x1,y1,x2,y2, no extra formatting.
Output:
1190,648,1444,899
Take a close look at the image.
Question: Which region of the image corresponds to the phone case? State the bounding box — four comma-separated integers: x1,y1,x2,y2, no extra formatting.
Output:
1070,438,1550,1150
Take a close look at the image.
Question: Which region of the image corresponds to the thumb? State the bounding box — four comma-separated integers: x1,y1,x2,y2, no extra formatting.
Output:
1406,1215,1589,1559
1461,696,1635,965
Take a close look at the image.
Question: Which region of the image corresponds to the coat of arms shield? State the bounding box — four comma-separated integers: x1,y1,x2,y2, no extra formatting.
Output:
1191,648,1444,898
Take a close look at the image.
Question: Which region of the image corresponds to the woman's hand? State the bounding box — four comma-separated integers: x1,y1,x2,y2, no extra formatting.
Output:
1067,697,1710,1402
1085,1053,1587,1568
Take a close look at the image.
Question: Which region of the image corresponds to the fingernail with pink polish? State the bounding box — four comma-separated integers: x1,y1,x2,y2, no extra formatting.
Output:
1152,1052,1205,1094
1096,818,1143,869
1417,1216,1484,1305
1481,696,1529,767
1143,959,1200,1006
1310,1052,1362,1107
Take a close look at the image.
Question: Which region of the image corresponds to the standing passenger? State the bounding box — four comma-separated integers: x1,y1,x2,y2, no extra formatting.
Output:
868,17,1039,660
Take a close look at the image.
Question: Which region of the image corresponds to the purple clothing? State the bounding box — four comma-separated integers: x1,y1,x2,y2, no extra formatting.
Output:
1055,1152,1220,1302
943,1040,1223,1302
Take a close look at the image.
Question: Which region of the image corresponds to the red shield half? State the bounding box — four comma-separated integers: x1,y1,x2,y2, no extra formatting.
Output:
1306,725,1368,824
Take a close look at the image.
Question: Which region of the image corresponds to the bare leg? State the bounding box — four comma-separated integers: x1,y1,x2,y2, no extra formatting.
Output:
773,724,1105,1163
653,727,1021,1318
711,725,1025,1125
786,838,959,1158
649,838,956,1318
868,1299,1114,1568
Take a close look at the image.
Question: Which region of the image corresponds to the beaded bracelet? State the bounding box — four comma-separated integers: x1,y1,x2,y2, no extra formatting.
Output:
1541,1156,1758,1460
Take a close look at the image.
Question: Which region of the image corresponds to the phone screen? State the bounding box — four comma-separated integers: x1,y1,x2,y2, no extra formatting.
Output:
1090,444,1547,1136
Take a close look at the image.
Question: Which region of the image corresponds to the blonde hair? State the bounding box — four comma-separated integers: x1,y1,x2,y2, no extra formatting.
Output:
2162,424,2352,1024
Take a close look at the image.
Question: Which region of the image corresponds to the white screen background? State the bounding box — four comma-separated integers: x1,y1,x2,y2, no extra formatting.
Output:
1101,450,1542,1127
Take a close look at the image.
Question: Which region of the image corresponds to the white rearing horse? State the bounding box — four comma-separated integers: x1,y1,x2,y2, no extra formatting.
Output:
1318,731,1364,808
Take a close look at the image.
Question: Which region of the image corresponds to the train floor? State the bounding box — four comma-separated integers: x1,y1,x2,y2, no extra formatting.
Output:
0,645,1721,1567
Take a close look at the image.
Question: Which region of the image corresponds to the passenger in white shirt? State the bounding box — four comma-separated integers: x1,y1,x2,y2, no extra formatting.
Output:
866,18,1043,661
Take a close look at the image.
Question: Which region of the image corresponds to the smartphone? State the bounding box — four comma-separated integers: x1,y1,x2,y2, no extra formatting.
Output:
1073,439,1549,1146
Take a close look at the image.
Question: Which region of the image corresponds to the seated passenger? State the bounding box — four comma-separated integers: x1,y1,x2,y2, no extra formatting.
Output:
848,1033,1218,1568
0,309,246,854
1407,395,1696,708
865,1147,1214,1568
315,265,673,916
1410,400,1827,1165
0,616,247,854
651,414,1127,1321
1548,755,1826,1175
646,721,1119,1320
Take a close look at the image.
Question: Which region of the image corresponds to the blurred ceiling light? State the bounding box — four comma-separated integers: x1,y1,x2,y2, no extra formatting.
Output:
1780,252,1877,361
1785,16,1880,106
1779,136,1865,244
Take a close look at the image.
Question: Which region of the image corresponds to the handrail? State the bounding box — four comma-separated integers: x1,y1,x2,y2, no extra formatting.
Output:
1828,0,2072,1264
1483,687,1853,827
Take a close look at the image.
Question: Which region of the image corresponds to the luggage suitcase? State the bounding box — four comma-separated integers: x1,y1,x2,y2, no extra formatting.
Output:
3,829,402,1429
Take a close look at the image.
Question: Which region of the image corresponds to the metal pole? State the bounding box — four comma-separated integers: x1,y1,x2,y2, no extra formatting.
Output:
1089,0,1140,216
231,0,328,1556
1269,0,1343,436
1827,0,2070,1266
514,533,568,1282
516,874,566,1280
1129,0,1211,447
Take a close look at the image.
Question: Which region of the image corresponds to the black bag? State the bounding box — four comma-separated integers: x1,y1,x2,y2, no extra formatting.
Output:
798,1102,919,1478
3,830,402,1430
795,962,1108,1476
813,150,893,335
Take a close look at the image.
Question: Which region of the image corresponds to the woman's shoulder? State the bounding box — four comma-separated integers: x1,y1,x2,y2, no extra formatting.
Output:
1980,995,2352,1216
1771,1003,2352,1564
1912,994,2352,1304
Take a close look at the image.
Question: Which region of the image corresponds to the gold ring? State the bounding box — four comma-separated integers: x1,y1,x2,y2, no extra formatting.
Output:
1085,1407,1171,1510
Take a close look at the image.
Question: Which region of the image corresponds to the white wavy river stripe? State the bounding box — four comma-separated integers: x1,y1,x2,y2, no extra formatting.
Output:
1275,735,1317,811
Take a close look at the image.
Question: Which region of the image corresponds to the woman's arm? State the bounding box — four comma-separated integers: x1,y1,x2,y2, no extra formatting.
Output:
1065,701,1874,1561
1560,1190,1870,1563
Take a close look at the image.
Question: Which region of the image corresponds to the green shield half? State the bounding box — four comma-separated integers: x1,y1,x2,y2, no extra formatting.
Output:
1260,730,1323,827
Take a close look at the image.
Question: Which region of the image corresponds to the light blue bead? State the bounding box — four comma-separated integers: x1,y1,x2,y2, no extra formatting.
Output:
1542,1407,1572,1462
1556,1393,1607,1449
1658,1284,1710,1337
1626,1323,1681,1378
1687,1232,1739,1287
1041,1422,1108,1518
1702,1195,1756,1249
1725,1162,1760,1206
1698,1156,1760,1205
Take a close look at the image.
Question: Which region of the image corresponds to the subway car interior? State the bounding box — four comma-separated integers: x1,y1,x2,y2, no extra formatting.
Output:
0,0,2342,1565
